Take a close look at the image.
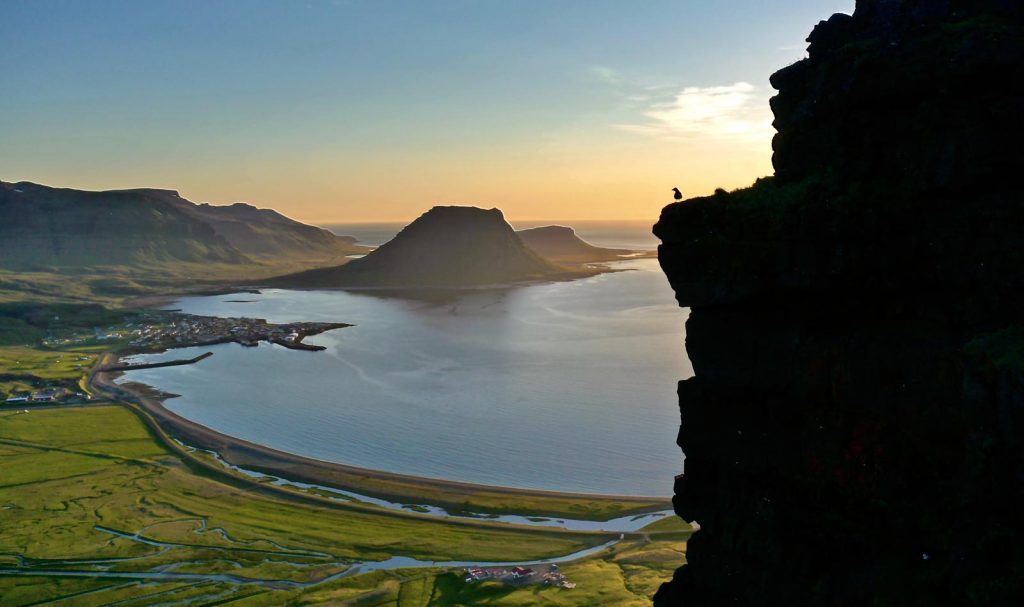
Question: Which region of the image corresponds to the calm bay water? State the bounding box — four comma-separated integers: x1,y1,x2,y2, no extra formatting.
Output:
120,258,690,496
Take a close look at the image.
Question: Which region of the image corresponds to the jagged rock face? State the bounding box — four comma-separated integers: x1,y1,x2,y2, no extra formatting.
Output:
654,1,1024,605
270,206,568,288
771,0,1024,189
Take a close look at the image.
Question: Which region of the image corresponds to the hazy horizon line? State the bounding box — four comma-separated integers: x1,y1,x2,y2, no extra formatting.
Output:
315,217,661,226
3,176,667,228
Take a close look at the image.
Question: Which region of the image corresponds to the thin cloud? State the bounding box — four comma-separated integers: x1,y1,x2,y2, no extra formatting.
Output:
589,66,622,85
615,82,773,141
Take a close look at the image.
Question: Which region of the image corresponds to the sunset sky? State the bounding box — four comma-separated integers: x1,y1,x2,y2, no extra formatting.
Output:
2,0,853,223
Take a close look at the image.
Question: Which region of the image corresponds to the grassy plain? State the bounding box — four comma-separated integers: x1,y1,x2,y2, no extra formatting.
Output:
0,255,360,305
0,301,136,397
0,346,97,397
0,405,687,605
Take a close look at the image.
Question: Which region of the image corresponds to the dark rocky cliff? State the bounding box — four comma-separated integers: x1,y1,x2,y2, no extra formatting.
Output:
654,1,1024,605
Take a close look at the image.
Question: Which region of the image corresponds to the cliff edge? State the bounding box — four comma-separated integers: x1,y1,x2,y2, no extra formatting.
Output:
654,1,1024,604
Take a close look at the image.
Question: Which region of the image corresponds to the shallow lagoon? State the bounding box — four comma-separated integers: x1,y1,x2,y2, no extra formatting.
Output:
120,258,691,496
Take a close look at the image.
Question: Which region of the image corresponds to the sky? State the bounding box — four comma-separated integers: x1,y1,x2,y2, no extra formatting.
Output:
1,0,854,223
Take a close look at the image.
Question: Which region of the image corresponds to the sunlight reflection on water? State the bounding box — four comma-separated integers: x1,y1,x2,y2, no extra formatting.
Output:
120,259,691,495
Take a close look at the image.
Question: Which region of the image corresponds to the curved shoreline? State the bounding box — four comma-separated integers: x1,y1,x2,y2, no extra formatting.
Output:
91,358,671,521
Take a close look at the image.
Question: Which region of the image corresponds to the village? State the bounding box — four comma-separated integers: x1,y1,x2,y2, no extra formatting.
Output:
42,312,349,352
3,312,350,407
464,563,577,590
3,388,93,405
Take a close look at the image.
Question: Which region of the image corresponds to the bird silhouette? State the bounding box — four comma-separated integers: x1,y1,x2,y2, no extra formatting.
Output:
672,187,683,201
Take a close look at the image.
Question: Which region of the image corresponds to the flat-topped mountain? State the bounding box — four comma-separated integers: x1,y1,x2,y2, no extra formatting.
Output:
0,181,366,271
269,206,577,288
516,225,641,263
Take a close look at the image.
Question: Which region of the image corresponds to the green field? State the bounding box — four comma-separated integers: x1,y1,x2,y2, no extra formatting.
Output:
0,257,364,306
0,406,686,605
0,346,97,398
0,301,136,398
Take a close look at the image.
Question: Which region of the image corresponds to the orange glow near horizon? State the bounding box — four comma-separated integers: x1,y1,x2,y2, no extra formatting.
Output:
10,130,774,225
3,1,845,226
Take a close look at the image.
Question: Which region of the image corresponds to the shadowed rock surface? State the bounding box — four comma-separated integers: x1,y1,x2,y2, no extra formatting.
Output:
654,1,1024,605
269,206,579,288
516,225,639,263
0,181,365,271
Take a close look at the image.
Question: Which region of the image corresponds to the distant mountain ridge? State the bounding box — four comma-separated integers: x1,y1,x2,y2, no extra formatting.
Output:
269,206,583,288
169,199,366,261
0,181,367,271
516,225,643,263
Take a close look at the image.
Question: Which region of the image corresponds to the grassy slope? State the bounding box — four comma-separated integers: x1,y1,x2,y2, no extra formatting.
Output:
0,346,97,397
0,406,686,606
0,257,358,305
0,303,135,396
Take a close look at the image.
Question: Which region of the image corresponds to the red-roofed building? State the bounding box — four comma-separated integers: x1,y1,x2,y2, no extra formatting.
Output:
510,567,534,579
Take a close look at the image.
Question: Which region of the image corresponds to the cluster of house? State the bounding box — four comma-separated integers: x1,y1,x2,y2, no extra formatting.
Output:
43,331,123,347
464,564,575,589
121,314,304,349
41,313,300,351
465,566,535,583
38,312,338,358
540,565,577,589
4,388,91,404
